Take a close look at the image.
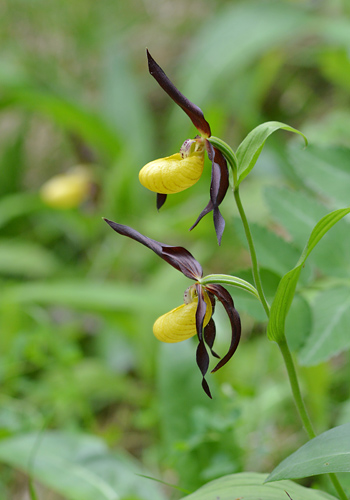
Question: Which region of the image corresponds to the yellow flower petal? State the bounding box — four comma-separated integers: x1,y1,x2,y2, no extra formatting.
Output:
40,167,92,209
139,151,204,194
153,291,212,343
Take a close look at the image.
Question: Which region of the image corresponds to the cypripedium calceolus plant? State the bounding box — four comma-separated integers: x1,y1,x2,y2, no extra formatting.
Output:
139,51,229,245
104,218,241,398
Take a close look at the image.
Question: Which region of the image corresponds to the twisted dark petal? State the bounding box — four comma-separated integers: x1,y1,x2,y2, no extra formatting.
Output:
204,319,220,359
206,284,241,373
157,193,167,210
196,340,212,399
195,283,207,342
104,219,202,279
147,50,211,137
203,292,220,358
190,143,229,245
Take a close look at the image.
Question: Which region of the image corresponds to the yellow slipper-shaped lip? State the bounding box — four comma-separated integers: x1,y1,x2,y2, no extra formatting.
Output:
139,151,204,194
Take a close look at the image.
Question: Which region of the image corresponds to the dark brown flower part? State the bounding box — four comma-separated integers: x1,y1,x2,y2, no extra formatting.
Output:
104,219,203,280
157,193,167,210
206,284,241,373
190,143,229,245
195,282,212,398
203,293,220,359
147,49,211,137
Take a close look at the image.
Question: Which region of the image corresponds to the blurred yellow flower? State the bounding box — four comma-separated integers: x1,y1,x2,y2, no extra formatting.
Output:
40,166,92,209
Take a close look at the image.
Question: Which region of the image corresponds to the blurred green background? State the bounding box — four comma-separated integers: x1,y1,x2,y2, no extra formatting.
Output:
1,0,350,498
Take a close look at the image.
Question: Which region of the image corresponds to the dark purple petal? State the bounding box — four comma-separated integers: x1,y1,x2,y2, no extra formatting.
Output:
190,200,214,231
104,219,202,280
157,193,167,210
189,144,229,245
196,340,212,399
206,284,241,373
203,292,220,358
104,219,163,256
204,319,220,359
195,283,207,341
147,50,211,137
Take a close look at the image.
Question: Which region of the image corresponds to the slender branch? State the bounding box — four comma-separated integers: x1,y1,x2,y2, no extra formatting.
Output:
234,187,270,317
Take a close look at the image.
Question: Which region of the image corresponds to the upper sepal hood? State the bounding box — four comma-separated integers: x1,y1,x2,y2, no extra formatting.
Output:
147,49,211,138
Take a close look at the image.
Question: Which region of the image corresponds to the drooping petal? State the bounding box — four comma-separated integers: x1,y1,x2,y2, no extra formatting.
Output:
204,319,220,359
103,219,203,280
139,151,204,194
205,284,241,373
196,340,212,399
190,143,229,245
147,50,211,137
153,292,212,343
194,284,213,398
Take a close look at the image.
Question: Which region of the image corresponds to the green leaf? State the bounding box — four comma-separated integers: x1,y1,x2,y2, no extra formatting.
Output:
5,280,160,314
299,287,350,366
234,219,308,280
290,145,350,207
0,431,166,500
236,121,307,185
0,239,60,278
267,208,350,342
266,424,350,482
286,295,312,352
0,86,120,159
0,193,44,229
264,186,328,250
179,472,337,500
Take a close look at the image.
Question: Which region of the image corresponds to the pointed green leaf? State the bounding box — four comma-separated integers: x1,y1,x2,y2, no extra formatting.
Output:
267,208,350,342
179,472,337,500
266,424,350,482
236,121,307,185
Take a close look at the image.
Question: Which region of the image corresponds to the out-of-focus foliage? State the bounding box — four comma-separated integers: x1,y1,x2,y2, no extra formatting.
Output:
1,0,350,499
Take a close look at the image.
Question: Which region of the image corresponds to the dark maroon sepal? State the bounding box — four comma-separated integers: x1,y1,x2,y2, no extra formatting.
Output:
189,144,229,245
206,284,241,373
195,284,207,342
204,319,220,359
147,50,211,137
104,219,202,280
157,193,167,210
196,340,212,399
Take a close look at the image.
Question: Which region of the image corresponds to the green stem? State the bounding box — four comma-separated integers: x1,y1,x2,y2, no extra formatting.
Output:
278,339,315,438
234,187,270,317
279,339,348,500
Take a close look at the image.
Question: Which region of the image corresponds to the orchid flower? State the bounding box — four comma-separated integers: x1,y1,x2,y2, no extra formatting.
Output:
104,218,241,398
138,51,229,245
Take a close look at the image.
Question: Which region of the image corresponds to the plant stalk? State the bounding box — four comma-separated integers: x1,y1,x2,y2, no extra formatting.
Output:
233,187,270,317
